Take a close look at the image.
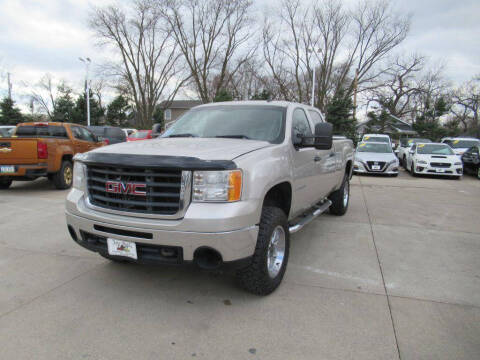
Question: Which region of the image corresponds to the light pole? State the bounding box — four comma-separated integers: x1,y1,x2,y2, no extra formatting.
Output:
79,57,91,126
308,48,320,107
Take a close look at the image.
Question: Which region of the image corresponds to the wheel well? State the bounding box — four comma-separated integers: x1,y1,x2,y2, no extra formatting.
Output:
62,154,73,163
263,182,292,217
345,160,352,177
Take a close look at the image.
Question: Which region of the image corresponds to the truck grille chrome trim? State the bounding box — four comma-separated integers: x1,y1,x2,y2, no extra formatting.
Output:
85,164,191,219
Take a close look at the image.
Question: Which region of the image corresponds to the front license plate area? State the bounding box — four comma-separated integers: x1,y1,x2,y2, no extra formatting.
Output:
107,238,137,259
371,165,381,170
0,165,15,173
436,168,445,173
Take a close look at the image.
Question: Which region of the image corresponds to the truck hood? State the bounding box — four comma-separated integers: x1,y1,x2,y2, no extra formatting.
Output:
90,138,272,161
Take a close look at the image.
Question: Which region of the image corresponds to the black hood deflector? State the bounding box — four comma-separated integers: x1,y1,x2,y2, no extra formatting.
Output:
81,152,237,170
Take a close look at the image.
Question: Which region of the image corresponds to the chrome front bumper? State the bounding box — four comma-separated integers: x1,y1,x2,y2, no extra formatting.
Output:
65,189,260,262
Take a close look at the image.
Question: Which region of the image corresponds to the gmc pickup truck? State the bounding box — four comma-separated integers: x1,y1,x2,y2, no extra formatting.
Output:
66,101,354,295
0,122,104,190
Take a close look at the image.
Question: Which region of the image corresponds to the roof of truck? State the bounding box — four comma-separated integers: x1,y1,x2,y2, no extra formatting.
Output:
195,100,321,111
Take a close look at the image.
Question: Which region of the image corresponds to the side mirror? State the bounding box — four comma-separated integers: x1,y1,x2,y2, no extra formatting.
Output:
313,122,333,150
409,150,414,155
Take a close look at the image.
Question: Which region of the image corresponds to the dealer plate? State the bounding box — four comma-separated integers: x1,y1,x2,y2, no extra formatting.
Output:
436,168,445,173
371,165,381,170
107,238,137,259
0,166,15,173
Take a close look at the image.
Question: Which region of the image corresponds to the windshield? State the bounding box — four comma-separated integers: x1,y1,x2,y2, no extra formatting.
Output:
0,128,13,137
363,136,390,143
445,139,479,149
129,131,149,139
88,127,104,136
357,143,392,153
402,138,431,146
417,144,454,155
162,105,286,143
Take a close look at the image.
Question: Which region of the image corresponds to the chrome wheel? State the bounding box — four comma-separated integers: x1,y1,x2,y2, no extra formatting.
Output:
267,225,286,278
343,180,349,208
64,166,73,185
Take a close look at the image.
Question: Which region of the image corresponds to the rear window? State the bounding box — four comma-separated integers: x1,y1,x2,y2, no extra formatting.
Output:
129,131,149,139
16,125,68,138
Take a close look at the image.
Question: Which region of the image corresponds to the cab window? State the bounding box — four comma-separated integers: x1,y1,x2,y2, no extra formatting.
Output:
72,126,96,142
292,108,312,146
308,110,324,125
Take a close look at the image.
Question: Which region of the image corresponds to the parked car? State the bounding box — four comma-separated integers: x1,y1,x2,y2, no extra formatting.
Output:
397,138,432,168
0,125,15,137
122,128,136,137
361,134,392,146
354,142,399,176
88,126,126,145
0,122,104,190
461,145,480,178
66,101,354,295
441,137,480,156
127,129,153,141
406,143,463,178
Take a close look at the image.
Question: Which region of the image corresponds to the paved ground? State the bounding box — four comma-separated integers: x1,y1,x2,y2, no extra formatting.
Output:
0,170,479,360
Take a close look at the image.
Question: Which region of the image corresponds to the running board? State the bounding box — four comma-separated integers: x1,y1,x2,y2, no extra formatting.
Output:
289,199,332,234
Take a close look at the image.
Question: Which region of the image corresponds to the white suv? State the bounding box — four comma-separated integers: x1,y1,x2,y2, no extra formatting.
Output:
406,143,463,178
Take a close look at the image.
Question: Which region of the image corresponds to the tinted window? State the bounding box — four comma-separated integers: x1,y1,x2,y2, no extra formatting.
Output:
445,139,480,149
88,127,105,136
363,135,390,143
308,110,323,125
72,126,96,142
129,131,149,139
292,108,312,145
16,125,68,138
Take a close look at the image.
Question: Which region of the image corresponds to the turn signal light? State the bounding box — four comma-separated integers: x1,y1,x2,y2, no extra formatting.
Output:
228,170,242,202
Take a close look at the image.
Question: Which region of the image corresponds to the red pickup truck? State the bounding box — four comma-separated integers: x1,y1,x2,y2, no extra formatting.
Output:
0,122,104,190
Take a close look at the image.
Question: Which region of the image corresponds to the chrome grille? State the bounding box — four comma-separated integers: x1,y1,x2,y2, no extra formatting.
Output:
86,165,187,216
430,162,451,168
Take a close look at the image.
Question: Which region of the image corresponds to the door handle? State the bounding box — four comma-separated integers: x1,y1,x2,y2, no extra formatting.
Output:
314,156,321,162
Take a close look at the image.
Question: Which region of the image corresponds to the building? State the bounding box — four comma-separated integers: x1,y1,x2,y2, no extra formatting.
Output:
356,114,417,139
158,100,203,127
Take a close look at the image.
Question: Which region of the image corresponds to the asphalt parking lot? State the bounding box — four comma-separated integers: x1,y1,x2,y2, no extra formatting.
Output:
0,170,479,360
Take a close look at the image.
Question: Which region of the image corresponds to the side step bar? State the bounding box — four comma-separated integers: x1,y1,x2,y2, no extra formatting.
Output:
288,199,332,234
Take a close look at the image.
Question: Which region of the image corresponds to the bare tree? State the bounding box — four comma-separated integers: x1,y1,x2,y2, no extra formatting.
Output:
367,54,425,119
452,77,480,137
90,0,187,128
262,0,410,112
30,74,57,120
163,0,255,103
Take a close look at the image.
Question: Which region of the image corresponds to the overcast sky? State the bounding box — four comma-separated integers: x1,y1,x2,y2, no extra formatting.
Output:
0,0,479,106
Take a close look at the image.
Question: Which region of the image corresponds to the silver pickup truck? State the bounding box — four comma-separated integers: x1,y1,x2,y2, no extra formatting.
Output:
66,101,354,295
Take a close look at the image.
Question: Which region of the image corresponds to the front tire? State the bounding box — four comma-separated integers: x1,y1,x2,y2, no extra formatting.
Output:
329,173,350,216
0,178,12,189
236,207,289,296
410,162,417,177
52,160,73,190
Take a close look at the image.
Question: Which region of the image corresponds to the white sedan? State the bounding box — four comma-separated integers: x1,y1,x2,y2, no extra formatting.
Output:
354,142,399,176
406,143,463,178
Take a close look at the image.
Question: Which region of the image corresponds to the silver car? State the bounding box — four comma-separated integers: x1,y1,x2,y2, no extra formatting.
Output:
354,141,399,176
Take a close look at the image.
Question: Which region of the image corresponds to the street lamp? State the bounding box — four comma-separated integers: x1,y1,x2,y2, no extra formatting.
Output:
79,57,91,126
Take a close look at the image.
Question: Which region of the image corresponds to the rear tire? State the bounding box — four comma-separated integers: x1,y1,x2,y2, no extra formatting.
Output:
236,206,289,296
52,160,73,190
329,173,350,216
0,179,12,189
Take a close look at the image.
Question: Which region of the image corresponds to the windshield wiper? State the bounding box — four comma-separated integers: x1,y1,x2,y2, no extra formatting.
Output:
215,135,250,139
167,133,196,138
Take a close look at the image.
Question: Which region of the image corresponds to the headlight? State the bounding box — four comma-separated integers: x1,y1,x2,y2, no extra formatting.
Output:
387,159,398,165
193,170,242,202
417,160,427,164
73,161,87,191
454,162,462,166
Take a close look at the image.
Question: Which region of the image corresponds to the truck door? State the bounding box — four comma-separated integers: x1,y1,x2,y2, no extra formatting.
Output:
290,108,319,215
307,110,337,197
71,126,97,153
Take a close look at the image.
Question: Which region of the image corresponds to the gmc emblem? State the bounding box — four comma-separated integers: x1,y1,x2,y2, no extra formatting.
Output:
105,181,147,196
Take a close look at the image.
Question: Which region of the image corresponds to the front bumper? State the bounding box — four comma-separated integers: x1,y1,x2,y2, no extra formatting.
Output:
413,163,463,176
65,189,260,263
353,161,398,175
